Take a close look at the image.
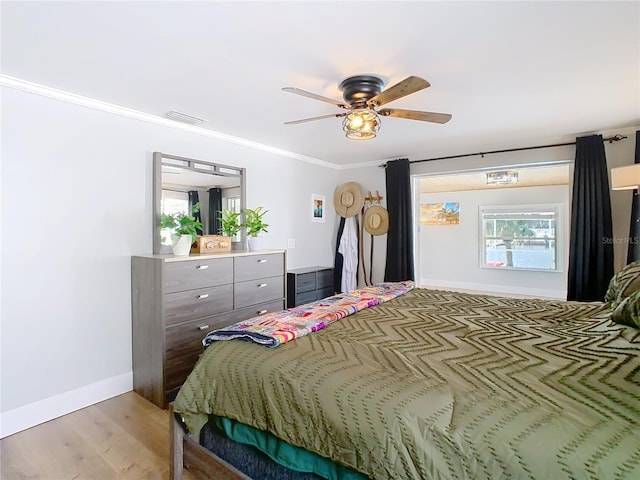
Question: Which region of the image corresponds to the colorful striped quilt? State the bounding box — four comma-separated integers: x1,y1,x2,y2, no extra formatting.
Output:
203,281,414,347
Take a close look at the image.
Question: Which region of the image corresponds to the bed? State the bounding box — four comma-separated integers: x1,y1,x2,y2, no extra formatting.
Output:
171,273,640,480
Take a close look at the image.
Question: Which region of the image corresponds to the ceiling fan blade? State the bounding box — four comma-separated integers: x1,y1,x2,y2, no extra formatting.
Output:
282,87,349,108
284,113,347,125
379,108,452,124
368,76,430,107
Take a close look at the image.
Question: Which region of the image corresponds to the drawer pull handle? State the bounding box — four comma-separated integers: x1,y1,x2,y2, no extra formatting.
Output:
257,283,268,288
196,265,209,270
198,325,210,331
256,309,268,315
196,294,209,299
257,259,268,264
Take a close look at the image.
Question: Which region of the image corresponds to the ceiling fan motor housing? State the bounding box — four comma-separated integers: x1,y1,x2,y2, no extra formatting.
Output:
339,75,385,104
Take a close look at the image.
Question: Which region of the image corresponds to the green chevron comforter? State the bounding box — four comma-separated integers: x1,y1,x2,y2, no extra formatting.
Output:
174,288,640,480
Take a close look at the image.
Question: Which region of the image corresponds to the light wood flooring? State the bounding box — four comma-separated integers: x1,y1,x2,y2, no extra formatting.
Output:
1,391,196,480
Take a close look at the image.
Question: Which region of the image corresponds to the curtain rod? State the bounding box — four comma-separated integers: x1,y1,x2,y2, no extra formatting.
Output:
379,134,627,167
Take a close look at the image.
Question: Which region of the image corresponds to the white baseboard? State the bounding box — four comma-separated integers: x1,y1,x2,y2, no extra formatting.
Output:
419,278,566,300
0,371,133,438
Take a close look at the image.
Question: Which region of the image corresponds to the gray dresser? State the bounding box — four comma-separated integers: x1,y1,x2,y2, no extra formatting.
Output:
131,250,286,407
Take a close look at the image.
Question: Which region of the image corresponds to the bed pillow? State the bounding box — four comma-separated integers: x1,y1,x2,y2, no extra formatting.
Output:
610,288,640,328
605,260,640,304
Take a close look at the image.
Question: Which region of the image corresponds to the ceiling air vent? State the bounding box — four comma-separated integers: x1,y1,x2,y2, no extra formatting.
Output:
164,110,206,125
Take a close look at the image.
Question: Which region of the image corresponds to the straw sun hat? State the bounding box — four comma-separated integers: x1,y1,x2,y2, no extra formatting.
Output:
334,182,364,218
363,205,389,236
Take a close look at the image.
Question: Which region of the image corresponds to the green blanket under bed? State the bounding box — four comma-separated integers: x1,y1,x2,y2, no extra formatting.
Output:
214,416,367,480
174,288,640,480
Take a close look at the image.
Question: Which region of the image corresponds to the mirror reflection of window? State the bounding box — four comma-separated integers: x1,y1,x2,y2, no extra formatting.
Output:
225,196,242,241
227,196,241,213
161,189,189,245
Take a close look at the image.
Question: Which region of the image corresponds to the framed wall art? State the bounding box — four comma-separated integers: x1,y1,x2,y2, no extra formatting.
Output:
420,202,460,225
312,194,326,223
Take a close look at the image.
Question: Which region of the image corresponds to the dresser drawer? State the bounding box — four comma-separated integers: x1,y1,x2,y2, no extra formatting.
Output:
164,321,210,390
317,269,333,288
226,299,285,323
164,314,238,391
234,253,284,282
163,300,282,394
295,272,316,293
164,318,219,392
234,275,284,309
296,289,317,306
164,257,233,293
317,286,335,300
164,284,233,326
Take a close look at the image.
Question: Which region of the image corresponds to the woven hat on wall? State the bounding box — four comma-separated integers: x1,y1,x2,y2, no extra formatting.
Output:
363,205,389,236
334,182,364,218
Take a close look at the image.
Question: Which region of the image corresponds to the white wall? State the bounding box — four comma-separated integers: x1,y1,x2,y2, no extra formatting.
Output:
254,153,338,270
418,185,569,298
0,87,339,436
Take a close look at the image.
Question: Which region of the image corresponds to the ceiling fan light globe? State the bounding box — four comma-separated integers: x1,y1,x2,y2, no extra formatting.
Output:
342,109,380,140
345,130,377,140
350,116,364,128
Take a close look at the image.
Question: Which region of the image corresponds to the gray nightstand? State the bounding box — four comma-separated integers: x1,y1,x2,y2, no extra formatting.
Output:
286,266,334,308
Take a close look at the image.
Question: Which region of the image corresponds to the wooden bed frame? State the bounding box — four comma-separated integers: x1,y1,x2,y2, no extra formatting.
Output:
170,404,250,480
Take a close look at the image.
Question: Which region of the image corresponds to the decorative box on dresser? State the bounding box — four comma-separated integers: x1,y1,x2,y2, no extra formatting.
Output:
131,250,286,408
287,266,334,308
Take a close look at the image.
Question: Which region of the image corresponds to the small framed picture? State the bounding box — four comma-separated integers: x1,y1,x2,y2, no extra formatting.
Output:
312,194,326,223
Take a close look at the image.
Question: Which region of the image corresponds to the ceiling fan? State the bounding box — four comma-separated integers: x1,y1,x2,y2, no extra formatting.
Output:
283,75,452,140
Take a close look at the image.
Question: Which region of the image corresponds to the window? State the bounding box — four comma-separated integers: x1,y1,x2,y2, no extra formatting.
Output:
480,205,559,271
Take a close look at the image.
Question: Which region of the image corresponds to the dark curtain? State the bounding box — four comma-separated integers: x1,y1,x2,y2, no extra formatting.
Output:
627,130,640,264
567,135,614,301
384,158,415,282
188,191,203,235
208,188,222,235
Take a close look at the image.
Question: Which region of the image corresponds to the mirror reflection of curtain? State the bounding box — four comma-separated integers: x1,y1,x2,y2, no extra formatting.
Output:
188,190,203,235
208,188,222,235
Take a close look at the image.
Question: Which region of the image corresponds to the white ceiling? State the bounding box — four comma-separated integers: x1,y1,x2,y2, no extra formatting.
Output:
2,1,638,167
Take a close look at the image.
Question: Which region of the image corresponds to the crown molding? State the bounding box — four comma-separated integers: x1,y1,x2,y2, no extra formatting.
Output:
0,74,339,170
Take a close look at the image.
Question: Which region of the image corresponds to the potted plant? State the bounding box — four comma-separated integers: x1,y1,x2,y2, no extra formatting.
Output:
218,209,242,238
160,203,203,256
242,206,269,251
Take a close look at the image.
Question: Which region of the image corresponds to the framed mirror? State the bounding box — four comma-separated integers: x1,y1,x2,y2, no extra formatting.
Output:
153,152,246,254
